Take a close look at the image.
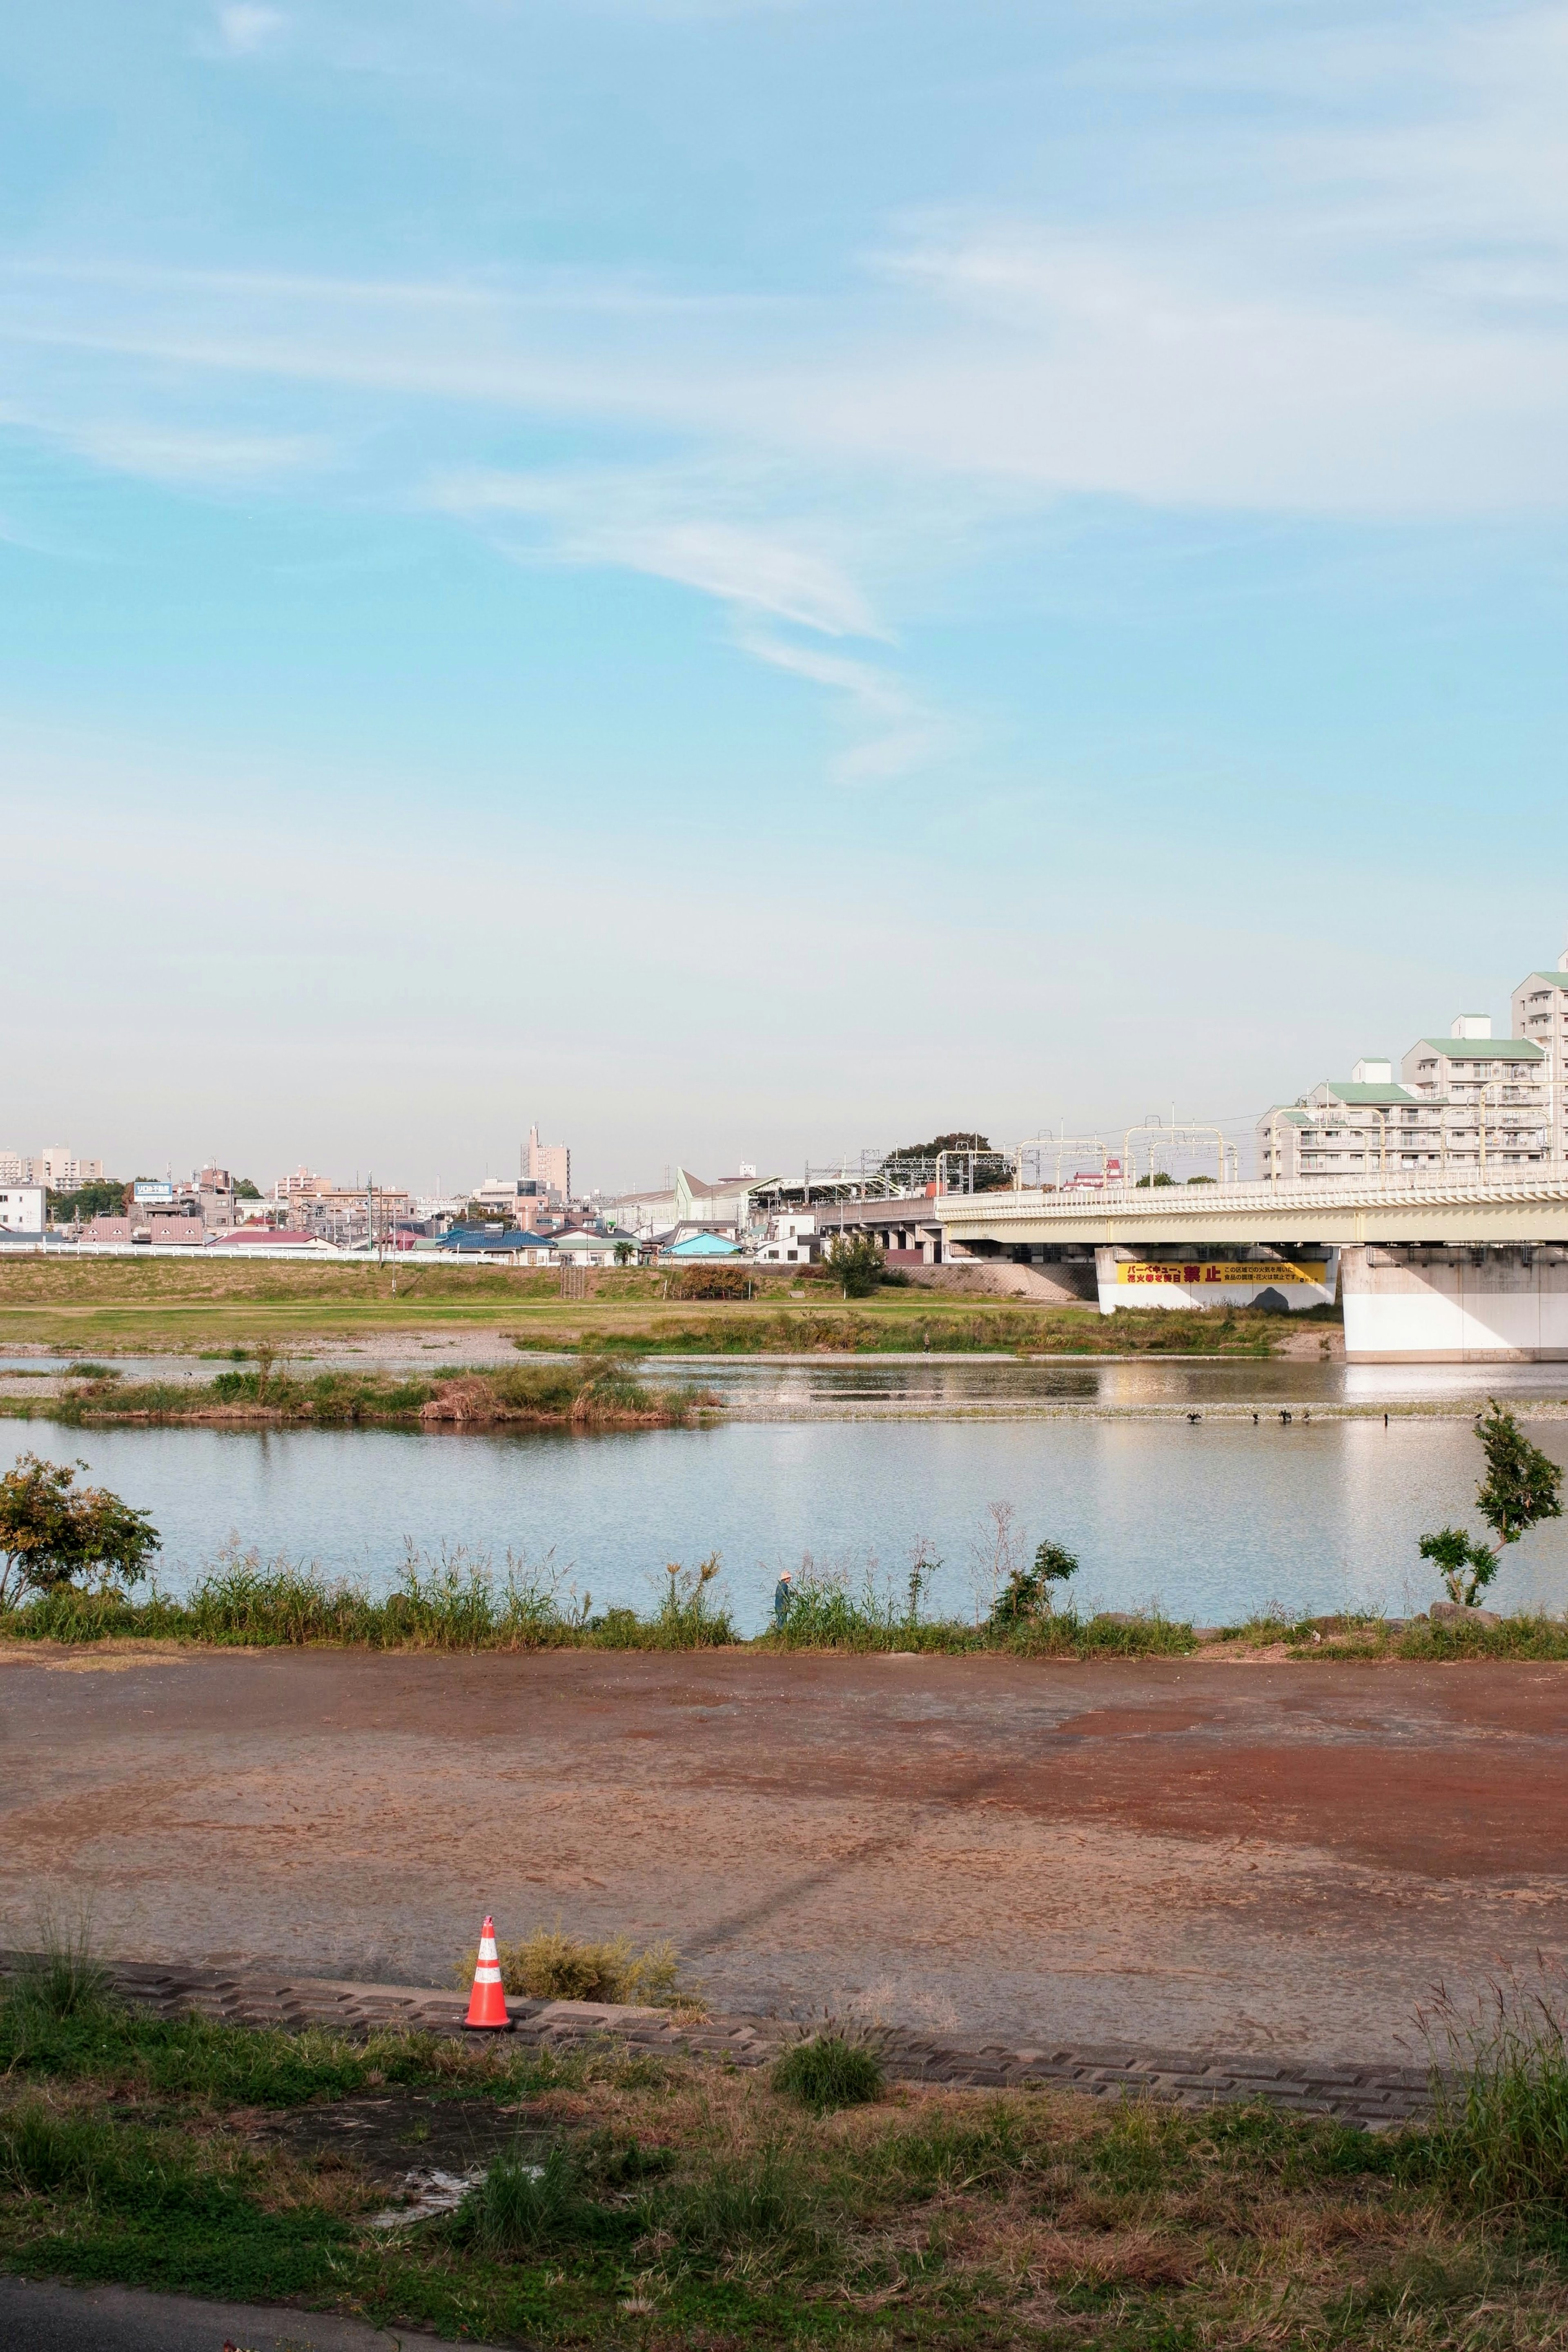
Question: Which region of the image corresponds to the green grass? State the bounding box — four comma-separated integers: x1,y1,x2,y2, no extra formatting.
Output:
0,1543,739,1652
0,1250,1325,1357
1205,1611,1568,1663
772,2033,885,2114
1,1356,712,1428
7,1967,1568,2350
763,1570,1198,1657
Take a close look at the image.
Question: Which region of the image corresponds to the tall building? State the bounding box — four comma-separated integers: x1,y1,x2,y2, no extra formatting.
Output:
0,1148,104,1188
1511,953,1568,1160
1259,985,1555,1180
525,1123,570,1201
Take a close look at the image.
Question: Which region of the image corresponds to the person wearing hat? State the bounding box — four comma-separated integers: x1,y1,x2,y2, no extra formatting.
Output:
773,1569,794,1627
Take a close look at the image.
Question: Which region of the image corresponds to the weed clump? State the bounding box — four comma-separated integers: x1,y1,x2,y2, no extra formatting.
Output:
772,2033,884,2114
1423,1969,1568,2223
469,1926,686,2008
459,2139,581,2254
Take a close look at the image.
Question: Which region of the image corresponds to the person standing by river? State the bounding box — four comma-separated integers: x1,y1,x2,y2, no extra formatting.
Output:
773,1569,793,1627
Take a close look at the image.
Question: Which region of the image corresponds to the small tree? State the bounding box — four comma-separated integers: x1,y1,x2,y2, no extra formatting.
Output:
990,1538,1079,1627
613,1240,634,1266
824,1232,884,1298
1419,1399,1564,1607
0,1454,160,1607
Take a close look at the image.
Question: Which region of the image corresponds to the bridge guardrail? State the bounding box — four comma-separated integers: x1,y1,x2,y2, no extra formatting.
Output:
937,1167,1568,1219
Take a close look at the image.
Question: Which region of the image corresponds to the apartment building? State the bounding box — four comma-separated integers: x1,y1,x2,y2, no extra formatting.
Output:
0,1148,104,1188
1259,1015,1550,1179
1401,1020,1548,1165
525,1124,570,1201
1512,954,1568,1159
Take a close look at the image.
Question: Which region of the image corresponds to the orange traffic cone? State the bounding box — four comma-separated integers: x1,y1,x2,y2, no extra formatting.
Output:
463,1915,514,2033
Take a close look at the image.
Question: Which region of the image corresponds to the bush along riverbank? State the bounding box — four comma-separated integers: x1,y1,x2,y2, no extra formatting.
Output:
0,1354,716,1429
8,1549,1565,1658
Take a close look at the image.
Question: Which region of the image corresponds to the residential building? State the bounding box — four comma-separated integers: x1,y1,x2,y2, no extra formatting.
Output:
40,1148,103,1189
198,1166,236,1230
0,1186,45,1235
757,1213,820,1265
1401,1019,1548,1166
552,1228,637,1269
434,1225,556,1265
1511,953,1568,1159
291,1187,412,1245
1259,1019,1550,1180
272,1166,332,1205
472,1176,562,1227
526,1124,570,1201
0,1150,103,1188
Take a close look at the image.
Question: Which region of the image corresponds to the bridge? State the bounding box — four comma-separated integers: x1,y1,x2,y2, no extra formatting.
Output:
935,1170,1568,1362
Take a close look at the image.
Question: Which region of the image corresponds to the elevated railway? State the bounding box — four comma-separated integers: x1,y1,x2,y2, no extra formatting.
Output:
936,1170,1568,1362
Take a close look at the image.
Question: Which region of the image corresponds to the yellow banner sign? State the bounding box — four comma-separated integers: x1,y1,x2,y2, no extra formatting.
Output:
1116,1260,1329,1288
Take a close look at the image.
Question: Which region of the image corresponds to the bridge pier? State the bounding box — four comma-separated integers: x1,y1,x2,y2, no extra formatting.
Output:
1341,1243,1568,1362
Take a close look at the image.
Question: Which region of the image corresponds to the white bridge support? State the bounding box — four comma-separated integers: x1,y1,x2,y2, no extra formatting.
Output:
935,1170,1568,1362
1341,1245,1568,1362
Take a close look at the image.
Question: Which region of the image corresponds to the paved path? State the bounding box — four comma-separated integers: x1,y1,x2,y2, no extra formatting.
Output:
0,2274,506,2351
3,1646,1564,2064
0,1955,1437,2130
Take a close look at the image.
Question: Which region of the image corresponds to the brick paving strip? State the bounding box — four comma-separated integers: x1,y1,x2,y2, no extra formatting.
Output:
1,1955,1437,2130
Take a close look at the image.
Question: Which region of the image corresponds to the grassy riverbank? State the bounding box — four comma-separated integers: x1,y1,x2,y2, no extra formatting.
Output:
4,1557,1566,1660
0,1253,1332,1358
0,1358,713,1429
4,1949,1568,2348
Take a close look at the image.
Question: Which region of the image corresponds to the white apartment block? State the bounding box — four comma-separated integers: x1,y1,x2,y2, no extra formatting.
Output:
1260,1013,1550,1180
1512,955,1568,1159
0,1186,45,1235
0,1148,103,1188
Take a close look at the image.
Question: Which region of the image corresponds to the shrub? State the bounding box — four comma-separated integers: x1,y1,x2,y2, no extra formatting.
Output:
1419,1400,1564,1606
772,2032,884,2114
0,1453,159,1605
989,1537,1079,1627
472,1926,683,2007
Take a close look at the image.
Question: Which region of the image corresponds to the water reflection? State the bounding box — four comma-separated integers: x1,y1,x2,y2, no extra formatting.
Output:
6,1409,1567,1636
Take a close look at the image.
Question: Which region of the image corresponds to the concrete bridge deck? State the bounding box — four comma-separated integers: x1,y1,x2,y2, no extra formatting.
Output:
937,1168,1568,1251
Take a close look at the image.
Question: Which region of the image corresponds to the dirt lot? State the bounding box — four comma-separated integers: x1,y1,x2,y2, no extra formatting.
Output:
2,1647,1563,2065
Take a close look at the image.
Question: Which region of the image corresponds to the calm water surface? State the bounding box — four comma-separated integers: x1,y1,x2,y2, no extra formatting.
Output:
7,1352,1568,1632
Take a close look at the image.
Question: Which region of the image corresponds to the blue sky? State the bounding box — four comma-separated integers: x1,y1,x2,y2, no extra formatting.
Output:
5,0,1568,1191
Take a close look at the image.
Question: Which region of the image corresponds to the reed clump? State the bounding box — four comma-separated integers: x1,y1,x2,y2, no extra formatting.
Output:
17,1356,713,1429
0,1541,737,1653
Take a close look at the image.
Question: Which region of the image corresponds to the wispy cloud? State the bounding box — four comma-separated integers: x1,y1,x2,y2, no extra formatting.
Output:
432,465,884,638
739,631,952,784
67,421,325,486
212,3,288,56
430,461,950,776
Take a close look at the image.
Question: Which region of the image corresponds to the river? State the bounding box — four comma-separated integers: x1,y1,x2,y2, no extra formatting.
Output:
5,1357,1568,1632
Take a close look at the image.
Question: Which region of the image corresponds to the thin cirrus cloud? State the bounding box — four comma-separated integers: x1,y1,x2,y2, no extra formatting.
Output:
430,467,884,639
738,631,953,786
428,464,944,779
5,227,1568,518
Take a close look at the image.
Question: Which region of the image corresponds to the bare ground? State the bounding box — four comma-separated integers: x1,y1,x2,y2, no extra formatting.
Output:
2,1646,1563,2065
